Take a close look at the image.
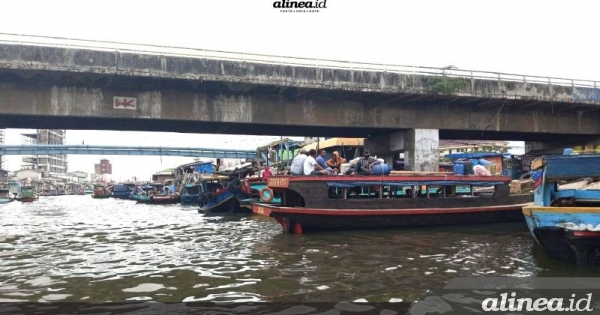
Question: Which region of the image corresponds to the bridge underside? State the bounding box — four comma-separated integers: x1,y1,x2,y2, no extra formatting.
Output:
0,114,596,144
1,68,600,143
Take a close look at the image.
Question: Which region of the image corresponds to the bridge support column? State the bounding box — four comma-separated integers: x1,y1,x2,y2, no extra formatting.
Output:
365,129,439,172
403,129,439,172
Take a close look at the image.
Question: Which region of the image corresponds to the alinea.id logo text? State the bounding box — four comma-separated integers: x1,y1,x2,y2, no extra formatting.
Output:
273,0,327,13
482,292,593,312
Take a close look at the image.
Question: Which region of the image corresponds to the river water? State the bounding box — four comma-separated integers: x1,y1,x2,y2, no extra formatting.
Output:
0,195,599,304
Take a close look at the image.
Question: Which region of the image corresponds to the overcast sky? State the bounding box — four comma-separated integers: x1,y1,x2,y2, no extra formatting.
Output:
0,0,597,178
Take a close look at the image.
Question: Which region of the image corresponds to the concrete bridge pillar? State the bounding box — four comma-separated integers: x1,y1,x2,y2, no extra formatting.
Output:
365,129,439,172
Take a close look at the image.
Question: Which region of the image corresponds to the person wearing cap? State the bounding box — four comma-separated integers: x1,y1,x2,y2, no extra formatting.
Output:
290,148,308,176
350,149,380,176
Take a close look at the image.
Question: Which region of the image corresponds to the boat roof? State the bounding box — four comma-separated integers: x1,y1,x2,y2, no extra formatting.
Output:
536,154,600,180
302,138,364,151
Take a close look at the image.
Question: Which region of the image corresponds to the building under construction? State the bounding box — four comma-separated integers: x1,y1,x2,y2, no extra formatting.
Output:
21,129,68,177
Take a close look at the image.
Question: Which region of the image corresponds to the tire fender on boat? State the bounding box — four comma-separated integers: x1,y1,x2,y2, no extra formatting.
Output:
229,178,242,192
259,188,274,202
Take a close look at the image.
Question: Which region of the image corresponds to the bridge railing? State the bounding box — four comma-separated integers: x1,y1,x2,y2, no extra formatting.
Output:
0,32,597,89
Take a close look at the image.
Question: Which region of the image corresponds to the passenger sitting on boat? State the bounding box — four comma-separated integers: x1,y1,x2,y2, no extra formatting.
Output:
316,150,334,173
350,150,381,176
263,166,273,180
345,157,361,175
326,151,346,173
304,149,331,175
290,149,308,176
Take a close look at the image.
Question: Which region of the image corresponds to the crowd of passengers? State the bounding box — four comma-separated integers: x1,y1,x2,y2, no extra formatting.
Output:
288,148,383,176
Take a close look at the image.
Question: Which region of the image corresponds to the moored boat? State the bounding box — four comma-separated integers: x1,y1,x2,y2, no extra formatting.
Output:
197,166,259,214
131,183,180,204
522,150,600,266
110,183,135,199
251,171,532,234
0,184,14,204
180,183,202,205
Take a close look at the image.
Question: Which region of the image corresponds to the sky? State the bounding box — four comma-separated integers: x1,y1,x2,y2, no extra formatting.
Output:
0,0,597,178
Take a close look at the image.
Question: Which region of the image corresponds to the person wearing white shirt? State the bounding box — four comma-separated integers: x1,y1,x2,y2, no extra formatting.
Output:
304,149,331,175
290,149,307,176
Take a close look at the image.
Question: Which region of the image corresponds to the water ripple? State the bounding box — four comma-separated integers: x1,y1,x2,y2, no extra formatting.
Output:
0,195,592,302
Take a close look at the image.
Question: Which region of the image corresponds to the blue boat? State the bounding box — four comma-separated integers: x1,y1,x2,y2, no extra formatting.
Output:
110,183,136,199
196,175,239,213
523,149,600,266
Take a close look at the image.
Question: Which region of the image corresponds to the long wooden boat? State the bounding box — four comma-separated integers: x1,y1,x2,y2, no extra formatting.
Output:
251,172,532,234
523,151,600,266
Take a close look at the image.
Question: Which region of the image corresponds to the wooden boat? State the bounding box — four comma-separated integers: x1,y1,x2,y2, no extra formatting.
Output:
110,183,136,199
251,171,532,234
196,172,258,214
131,183,180,204
180,183,202,205
0,185,14,204
19,186,38,202
91,185,110,199
523,150,600,266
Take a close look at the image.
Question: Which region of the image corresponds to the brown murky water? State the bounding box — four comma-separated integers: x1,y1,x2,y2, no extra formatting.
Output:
0,195,599,303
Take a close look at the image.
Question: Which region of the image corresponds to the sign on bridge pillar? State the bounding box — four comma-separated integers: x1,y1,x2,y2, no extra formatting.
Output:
113,96,137,110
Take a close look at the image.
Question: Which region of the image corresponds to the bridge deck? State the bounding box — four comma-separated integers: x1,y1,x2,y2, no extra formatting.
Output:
0,145,256,159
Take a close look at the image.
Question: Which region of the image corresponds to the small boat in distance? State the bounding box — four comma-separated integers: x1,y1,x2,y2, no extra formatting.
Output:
251,171,532,234
19,185,38,203
523,149,600,266
92,184,110,199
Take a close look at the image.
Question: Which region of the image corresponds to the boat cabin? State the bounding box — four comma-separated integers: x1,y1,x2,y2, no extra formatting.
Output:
264,173,527,210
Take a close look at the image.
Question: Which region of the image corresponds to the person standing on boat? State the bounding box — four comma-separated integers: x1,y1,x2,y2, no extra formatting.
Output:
290,149,308,176
263,166,273,180
350,150,380,176
304,149,331,175
316,150,334,173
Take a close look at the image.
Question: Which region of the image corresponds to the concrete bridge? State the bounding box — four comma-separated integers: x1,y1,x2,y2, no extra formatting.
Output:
0,145,256,159
0,33,599,171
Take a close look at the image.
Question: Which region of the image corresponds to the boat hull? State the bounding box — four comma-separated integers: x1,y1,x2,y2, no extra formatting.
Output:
181,194,199,205
152,195,181,204
523,205,600,266
0,198,13,204
253,201,531,233
19,197,38,203
199,192,251,214
92,195,110,199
